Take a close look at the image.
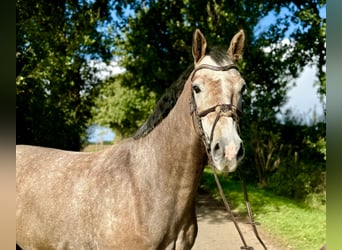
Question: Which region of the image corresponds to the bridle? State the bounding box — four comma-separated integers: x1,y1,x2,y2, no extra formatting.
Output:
189,63,268,250
190,63,242,153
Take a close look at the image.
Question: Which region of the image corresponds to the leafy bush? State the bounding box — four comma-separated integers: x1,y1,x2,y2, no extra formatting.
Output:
267,159,325,204
240,115,326,203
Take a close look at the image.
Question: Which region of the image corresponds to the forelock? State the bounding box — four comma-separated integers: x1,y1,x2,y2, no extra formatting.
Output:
206,46,233,65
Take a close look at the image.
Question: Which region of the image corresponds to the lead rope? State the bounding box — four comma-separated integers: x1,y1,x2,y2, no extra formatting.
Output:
209,164,253,250
210,164,267,250
239,172,268,250
211,167,251,249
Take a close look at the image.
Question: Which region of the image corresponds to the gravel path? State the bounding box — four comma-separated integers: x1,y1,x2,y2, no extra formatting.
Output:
192,193,289,250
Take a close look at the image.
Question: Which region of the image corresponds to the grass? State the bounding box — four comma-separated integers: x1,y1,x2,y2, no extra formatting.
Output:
200,167,326,250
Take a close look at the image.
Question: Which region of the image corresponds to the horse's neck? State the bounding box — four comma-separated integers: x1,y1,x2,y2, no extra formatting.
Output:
141,80,206,193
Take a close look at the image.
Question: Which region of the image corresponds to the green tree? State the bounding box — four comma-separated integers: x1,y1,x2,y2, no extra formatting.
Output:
93,0,281,135
91,74,157,138
243,0,326,186
16,0,115,150
94,1,325,136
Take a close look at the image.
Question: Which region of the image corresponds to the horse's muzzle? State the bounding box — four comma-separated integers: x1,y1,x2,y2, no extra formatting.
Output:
211,141,244,172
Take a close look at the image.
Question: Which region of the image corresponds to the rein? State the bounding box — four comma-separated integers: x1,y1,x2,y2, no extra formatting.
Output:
190,64,267,250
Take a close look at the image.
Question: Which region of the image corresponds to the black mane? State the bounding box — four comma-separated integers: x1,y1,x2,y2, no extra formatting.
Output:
133,64,194,139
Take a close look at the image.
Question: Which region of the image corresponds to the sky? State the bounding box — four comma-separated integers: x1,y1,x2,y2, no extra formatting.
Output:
255,4,326,123
279,65,324,122
88,4,326,143
87,125,115,143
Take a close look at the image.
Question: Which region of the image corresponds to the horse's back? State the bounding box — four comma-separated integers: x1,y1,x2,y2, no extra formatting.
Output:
16,145,88,191
17,145,54,176
16,145,62,194
16,145,104,249
15,143,154,249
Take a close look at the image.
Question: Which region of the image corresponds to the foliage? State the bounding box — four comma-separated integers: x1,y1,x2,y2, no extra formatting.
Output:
306,135,326,160
240,109,326,201
91,74,157,138
200,168,326,249
16,0,116,150
98,0,326,137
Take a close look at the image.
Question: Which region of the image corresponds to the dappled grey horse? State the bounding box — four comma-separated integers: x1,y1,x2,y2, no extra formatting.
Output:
16,28,246,249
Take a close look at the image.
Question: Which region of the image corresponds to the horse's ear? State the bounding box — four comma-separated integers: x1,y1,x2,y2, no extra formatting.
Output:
192,29,207,64
227,29,245,63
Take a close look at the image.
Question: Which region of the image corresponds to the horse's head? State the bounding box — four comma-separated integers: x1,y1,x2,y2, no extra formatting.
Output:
190,29,246,172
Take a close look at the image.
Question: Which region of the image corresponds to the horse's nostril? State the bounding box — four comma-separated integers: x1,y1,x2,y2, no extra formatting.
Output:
213,143,220,152
237,143,244,158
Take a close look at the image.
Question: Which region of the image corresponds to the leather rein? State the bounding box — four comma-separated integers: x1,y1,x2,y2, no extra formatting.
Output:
189,64,267,250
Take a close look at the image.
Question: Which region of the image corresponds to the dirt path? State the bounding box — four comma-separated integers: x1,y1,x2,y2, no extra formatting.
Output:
192,193,288,250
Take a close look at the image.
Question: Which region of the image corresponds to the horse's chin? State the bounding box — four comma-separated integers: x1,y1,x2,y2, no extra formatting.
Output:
213,158,239,173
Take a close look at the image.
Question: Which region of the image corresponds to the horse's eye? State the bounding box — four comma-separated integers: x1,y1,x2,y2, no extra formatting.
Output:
192,85,201,94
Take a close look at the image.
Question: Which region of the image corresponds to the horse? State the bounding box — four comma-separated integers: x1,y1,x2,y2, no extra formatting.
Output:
16,28,246,249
